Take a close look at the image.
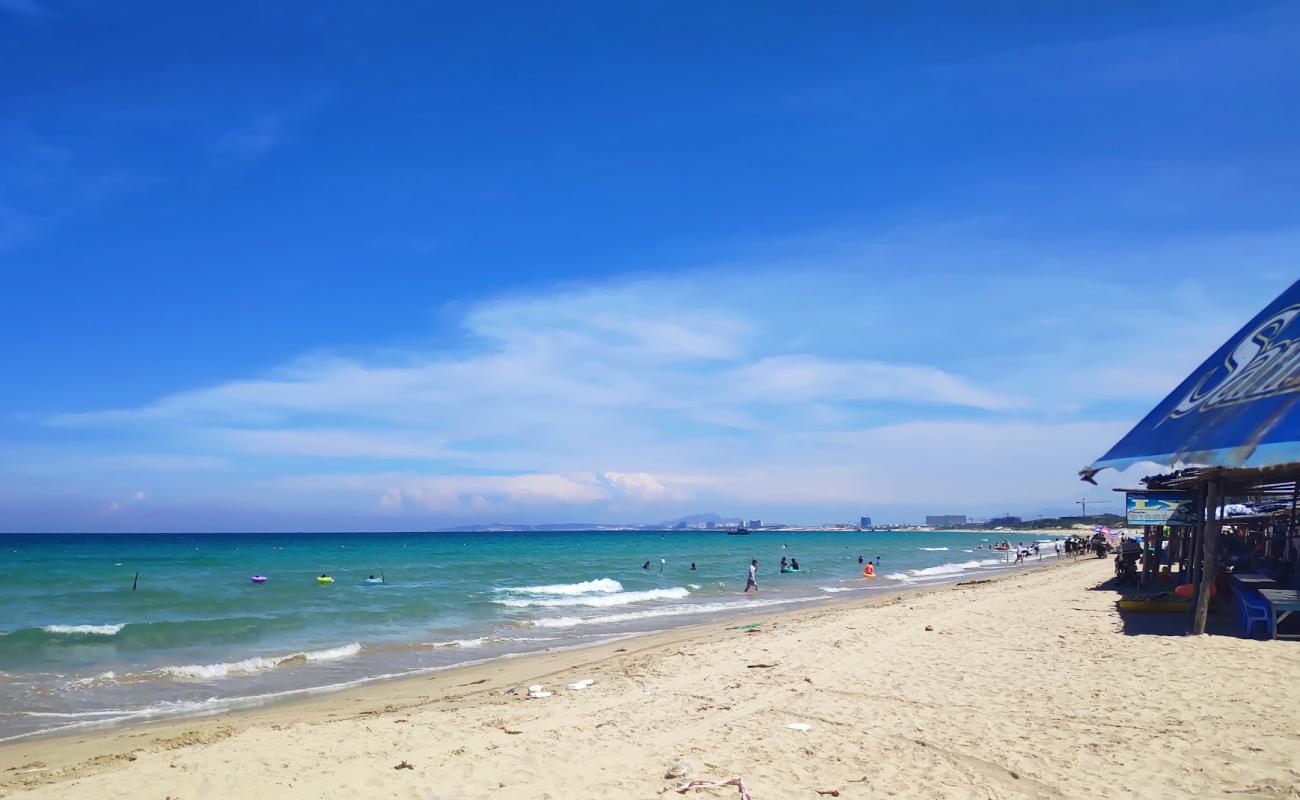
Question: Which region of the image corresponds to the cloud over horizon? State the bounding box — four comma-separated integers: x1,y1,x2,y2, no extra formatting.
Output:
8,235,1289,531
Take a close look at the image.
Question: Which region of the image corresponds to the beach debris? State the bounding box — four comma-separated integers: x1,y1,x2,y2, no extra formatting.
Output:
674,777,751,800
567,679,595,690
393,760,415,770
924,625,934,632
527,684,552,699
664,759,694,779
746,663,778,669
785,722,811,731
816,790,841,797
499,727,523,735
459,678,488,686
729,623,762,631
505,687,516,694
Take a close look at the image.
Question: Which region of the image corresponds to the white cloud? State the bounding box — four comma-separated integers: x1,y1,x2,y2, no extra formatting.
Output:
19,234,1294,526
730,355,1019,410
133,491,147,501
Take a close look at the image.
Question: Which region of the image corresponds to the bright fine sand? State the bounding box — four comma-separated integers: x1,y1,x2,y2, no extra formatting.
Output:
3,558,1298,799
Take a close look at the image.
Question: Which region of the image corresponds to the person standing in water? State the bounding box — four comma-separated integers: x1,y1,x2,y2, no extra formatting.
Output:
744,559,759,592
690,562,696,571
642,560,651,570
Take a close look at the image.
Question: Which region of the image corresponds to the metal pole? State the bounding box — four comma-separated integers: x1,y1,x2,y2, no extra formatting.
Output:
1192,478,1222,635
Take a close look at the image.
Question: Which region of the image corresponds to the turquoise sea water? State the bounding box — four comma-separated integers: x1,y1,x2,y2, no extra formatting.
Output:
0,530,1062,741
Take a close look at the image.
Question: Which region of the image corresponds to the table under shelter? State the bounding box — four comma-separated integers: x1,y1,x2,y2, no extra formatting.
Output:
1080,277,1300,638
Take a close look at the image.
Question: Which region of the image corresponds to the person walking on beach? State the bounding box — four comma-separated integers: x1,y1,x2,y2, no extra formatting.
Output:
744,559,758,592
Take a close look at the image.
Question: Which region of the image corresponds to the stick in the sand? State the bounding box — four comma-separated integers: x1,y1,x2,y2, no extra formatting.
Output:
132,571,138,591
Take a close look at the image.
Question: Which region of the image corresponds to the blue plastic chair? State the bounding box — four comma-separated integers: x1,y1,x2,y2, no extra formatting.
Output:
1239,589,1274,639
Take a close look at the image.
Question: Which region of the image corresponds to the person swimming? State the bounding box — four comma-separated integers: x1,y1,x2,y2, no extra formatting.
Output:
858,555,864,564
790,558,799,570
690,562,696,571
780,556,788,569
642,560,651,570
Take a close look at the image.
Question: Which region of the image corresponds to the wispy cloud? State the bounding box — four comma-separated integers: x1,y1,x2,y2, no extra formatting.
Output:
211,113,292,161
16,231,1295,526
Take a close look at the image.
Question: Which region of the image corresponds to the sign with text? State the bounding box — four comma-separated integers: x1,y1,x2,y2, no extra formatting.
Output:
1126,492,1197,526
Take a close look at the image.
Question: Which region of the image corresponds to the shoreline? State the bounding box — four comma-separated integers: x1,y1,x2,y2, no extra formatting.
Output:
0,546,1047,746
0,557,1072,787
5,554,1295,798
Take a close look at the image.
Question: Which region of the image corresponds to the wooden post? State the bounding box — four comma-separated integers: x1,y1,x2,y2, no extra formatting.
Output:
1192,478,1222,635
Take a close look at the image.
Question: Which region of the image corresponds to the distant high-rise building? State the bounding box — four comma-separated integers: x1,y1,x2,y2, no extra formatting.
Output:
860,516,872,528
747,519,762,529
925,514,967,527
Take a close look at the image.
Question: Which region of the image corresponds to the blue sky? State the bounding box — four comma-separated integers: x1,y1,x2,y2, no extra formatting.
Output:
2,1,1298,531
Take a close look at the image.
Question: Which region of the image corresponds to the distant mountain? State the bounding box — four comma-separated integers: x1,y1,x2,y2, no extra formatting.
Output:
440,522,639,532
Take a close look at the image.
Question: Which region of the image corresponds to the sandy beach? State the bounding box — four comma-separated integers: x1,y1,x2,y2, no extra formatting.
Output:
3,557,1297,799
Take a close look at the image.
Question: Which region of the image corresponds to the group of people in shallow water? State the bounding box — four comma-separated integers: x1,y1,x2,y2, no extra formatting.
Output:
637,550,884,593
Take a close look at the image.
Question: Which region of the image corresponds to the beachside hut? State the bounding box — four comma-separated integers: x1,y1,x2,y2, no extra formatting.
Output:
1080,277,1300,636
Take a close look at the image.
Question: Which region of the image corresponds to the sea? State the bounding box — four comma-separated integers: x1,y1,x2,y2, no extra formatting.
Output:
0,530,1064,741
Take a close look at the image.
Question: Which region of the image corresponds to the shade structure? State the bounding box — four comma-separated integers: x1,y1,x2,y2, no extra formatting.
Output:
1082,278,1300,481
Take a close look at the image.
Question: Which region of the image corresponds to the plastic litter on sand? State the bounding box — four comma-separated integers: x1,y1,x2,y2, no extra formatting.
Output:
567,679,595,690
675,777,751,800
785,722,812,731
526,684,552,699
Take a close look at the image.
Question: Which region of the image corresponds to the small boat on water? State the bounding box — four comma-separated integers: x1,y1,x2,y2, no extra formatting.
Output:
727,526,750,535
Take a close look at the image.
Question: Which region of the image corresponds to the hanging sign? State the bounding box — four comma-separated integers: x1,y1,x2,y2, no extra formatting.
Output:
1126,492,1197,526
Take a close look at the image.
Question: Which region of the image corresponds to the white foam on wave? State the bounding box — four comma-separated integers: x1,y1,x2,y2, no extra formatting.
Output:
819,586,854,593
157,642,362,681
495,578,623,596
42,624,125,636
22,709,136,719
919,547,950,552
528,596,819,629
64,671,118,689
886,558,1008,584
425,637,488,649
497,587,690,608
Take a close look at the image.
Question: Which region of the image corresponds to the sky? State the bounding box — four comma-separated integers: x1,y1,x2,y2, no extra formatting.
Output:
2,1,1298,531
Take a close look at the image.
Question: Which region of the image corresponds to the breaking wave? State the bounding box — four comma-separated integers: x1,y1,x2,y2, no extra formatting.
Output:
497,587,690,608
495,579,622,596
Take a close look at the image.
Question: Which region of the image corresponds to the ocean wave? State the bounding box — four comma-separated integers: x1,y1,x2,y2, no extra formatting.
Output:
22,709,136,718
424,637,488,649
528,596,819,628
886,558,1008,583
495,578,622,596
819,586,855,593
41,624,126,636
497,587,690,608
160,642,361,680
919,547,950,552
422,635,561,649
2,616,308,653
